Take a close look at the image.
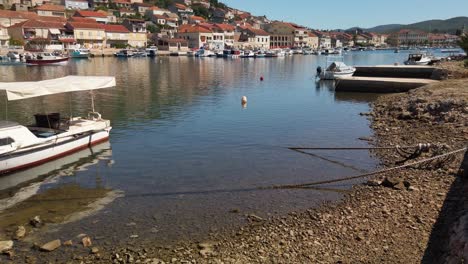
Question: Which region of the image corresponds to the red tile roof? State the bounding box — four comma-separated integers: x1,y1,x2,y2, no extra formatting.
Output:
112,0,131,3
190,15,205,21
68,16,96,23
66,22,105,29
74,10,107,18
35,4,65,12
174,3,187,9
178,24,211,33
9,19,64,29
101,24,129,33
213,23,235,32
0,10,38,19
36,15,67,23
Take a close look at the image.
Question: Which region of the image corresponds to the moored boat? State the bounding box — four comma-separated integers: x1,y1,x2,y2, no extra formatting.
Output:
69,48,90,58
146,46,158,57
404,53,432,65
6,51,21,60
318,56,356,80
0,76,115,174
26,53,69,65
114,49,134,57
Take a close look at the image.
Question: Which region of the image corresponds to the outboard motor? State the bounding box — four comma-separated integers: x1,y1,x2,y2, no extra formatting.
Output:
316,66,322,77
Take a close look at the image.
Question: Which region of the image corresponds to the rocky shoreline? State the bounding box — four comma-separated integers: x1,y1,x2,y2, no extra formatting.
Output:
2,62,468,263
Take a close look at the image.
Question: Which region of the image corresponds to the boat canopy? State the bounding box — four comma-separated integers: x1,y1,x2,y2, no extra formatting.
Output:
326,61,348,71
0,76,116,101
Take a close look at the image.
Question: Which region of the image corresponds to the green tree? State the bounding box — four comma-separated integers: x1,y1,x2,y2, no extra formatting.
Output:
9,38,24,46
458,34,468,54
147,24,158,33
192,5,209,19
95,5,108,11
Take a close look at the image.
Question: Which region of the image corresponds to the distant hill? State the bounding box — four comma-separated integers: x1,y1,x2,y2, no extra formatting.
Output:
349,17,468,34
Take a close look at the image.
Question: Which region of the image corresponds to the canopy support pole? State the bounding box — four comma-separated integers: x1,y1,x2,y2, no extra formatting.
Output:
91,92,95,113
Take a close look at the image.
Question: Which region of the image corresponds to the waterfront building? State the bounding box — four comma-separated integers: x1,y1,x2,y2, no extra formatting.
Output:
212,23,235,48
64,0,89,10
237,26,270,49
122,18,147,47
429,33,460,46
102,24,129,47
157,37,188,52
388,29,429,46
66,21,105,48
168,3,193,25
0,25,10,47
290,23,310,47
263,22,294,48
0,10,38,27
307,32,319,49
73,10,109,23
177,23,213,49
8,19,71,49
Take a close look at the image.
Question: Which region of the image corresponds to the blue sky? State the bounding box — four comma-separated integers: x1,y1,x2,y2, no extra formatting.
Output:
222,0,468,29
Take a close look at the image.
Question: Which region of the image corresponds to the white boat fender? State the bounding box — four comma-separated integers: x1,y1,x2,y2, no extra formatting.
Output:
241,96,247,105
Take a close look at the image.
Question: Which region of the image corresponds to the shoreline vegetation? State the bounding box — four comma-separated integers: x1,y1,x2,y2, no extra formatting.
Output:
1,61,467,263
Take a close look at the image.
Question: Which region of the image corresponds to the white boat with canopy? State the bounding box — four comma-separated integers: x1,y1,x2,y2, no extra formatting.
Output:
318,56,356,80
0,76,115,174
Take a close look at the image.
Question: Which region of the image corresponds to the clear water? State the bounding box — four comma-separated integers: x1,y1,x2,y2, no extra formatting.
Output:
0,50,446,244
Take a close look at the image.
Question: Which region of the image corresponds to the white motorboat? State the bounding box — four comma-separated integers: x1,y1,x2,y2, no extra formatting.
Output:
6,51,21,60
240,50,255,58
114,49,134,57
146,46,158,57
0,76,115,174
404,53,432,65
303,48,313,55
26,53,69,65
69,48,90,58
195,49,215,57
318,56,356,80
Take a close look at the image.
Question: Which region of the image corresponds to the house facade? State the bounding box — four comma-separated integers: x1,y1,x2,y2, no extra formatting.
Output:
65,0,89,10
102,24,129,47
0,10,38,27
237,26,270,49
177,23,212,49
74,10,109,23
66,21,105,48
122,18,146,47
34,4,66,18
0,25,10,46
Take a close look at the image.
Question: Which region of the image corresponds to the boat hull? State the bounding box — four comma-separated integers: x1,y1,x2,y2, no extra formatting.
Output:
0,129,111,175
26,57,69,65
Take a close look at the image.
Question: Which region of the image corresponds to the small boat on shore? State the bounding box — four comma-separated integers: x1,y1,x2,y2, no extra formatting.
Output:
69,48,90,58
0,76,115,175
26,53,69,65
404,53,431,65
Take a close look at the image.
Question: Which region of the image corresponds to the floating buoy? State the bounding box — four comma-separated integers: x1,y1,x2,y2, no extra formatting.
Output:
260,76,264,81
241,96,248,105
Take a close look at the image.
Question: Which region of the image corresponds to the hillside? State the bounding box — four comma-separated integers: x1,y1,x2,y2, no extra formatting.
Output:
351,16,468,34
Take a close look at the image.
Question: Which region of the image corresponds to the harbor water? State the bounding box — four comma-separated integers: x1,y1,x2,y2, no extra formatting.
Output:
0,50,449,245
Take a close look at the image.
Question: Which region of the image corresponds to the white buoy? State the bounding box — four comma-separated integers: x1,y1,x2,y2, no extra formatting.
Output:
241,96,248,105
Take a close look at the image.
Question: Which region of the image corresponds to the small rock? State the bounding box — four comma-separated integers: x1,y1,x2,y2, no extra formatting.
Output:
130,235,139,239
0,240,13,253
247,214,264,222
91,247,99,254
63,240,73,246
15,226,26,239
82,237,92,247
40,239,61,252
366,179,382,187
393,182,406,190
382,177,401,188
30,216,42,228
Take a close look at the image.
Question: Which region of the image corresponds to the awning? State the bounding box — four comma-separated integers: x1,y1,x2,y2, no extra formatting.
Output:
49,28,61,35
0,76,116,101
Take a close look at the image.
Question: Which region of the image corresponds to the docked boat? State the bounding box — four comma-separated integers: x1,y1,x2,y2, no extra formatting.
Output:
195,48,215,57
303,48,313,55
25,53,69,65
114,49,134,57
404,53,432,65
0,76,115,174
240,50,255,58
69,48,90,58
146,46,158,57
318,57,356,80
6,51,21,60
222,49,241,58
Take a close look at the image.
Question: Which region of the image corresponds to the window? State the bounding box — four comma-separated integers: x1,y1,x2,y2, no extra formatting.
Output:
0,137,14,146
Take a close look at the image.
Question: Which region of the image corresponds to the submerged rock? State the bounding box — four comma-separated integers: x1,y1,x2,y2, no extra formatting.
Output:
15,226,26,239
30,216,42,228
0,240,13,253
40,239,61,252
82,237,92,247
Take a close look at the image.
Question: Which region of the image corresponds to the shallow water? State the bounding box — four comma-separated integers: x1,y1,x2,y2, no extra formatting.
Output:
0,50,448,244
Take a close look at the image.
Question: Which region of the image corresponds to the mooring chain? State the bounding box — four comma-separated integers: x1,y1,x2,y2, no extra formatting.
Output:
269,145,468,190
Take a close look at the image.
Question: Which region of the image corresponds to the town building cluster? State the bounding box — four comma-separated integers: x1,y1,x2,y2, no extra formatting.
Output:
0,0,463,52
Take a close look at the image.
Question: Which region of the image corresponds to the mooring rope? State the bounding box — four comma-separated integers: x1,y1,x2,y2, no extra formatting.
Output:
288,143,434,151
265,146,467,190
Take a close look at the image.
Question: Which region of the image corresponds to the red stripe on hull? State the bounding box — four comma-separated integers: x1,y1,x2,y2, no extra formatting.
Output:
0,136,109,175
26,57,69,65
